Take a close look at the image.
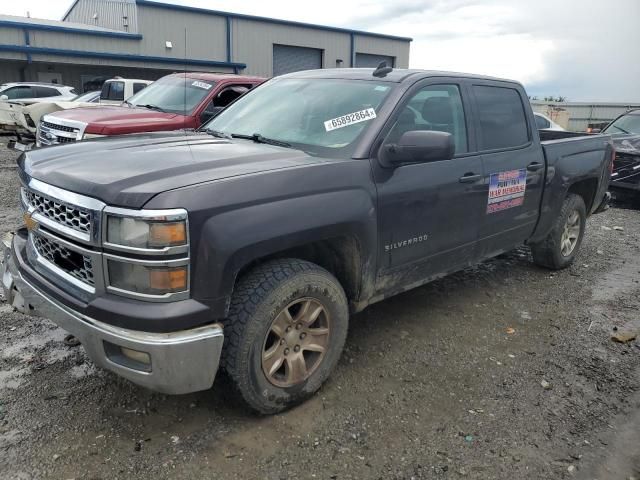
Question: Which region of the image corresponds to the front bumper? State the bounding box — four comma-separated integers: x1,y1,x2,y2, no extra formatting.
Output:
2,233,224,395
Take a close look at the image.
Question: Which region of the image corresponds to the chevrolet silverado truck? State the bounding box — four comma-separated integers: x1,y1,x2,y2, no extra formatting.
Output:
37,72,264,146
2,67,613,414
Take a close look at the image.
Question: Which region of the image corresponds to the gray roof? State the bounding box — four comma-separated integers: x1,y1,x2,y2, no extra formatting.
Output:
284,68,520,85
0,14,129,34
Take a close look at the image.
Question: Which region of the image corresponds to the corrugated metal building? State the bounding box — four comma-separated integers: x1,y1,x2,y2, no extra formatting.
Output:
0,0,411,91
531,101,640,132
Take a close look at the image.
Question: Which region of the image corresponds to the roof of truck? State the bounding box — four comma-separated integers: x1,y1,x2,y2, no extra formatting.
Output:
165,72,266,82
284,68,521,85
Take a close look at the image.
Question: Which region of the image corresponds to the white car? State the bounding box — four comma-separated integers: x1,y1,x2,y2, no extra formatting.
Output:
99,78,153,105
0,82,77,104
534,112,565,131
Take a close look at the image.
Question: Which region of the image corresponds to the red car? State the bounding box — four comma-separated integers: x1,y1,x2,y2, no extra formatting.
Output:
38,72,265,146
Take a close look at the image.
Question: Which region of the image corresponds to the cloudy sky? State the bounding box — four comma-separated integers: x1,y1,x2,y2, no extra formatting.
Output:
5,0,640,101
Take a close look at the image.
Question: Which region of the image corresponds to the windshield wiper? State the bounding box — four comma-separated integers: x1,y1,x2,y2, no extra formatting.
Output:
230,133,291,148
205,129,232,139
138,103,166,113
612,125,631,134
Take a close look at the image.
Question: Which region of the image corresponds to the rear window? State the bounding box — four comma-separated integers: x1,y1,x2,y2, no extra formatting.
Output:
473,85,529,150
101,81,125,101
133,82,148,94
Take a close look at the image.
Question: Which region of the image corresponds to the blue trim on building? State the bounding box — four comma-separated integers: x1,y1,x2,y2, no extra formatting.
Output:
136,0,413,42
0,44,246,69
0,20,143,39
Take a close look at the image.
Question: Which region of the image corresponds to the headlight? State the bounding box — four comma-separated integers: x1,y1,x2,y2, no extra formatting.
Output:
82,133,106,140
107,259,188,296
104,208,188,252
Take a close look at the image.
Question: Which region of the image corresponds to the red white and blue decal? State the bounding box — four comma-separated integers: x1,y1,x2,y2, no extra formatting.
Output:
487,169,527,214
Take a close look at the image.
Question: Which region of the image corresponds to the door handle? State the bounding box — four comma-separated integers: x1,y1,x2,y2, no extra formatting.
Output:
459,173,482,183
527,162,544,172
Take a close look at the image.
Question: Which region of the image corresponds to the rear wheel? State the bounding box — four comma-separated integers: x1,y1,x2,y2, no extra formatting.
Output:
531,193,586,270
222,258,348,414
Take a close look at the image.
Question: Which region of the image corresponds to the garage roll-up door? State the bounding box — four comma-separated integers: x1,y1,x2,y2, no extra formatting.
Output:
273,45,322,76
355,53,395,68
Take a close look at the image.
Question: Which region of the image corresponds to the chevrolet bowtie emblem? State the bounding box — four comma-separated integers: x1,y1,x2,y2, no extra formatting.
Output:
23,212,38,231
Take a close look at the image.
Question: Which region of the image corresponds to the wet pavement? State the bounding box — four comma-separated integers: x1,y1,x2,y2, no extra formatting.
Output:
0,140,638,479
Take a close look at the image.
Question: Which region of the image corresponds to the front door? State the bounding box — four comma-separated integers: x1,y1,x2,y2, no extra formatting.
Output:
373,81,485,293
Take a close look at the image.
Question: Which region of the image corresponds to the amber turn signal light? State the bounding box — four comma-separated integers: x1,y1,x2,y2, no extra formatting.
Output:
149,222,187,246
149,267,187,292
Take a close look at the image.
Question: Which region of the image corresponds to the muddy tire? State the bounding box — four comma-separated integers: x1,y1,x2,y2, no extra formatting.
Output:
221,258,349,414
531,193,586,270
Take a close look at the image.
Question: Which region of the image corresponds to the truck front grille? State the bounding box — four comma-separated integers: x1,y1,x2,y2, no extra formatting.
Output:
24,189,92,235
38,121,80,146
32,232,95,286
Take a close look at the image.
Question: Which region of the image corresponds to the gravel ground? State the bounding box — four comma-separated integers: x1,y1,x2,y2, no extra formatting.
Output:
0,140,639,480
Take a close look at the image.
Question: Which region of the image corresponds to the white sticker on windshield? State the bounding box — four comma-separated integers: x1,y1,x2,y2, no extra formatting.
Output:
192,81,213,90
324,108,377,132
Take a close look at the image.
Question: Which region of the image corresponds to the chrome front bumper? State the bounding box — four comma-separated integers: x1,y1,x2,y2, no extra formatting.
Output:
1,234,223,395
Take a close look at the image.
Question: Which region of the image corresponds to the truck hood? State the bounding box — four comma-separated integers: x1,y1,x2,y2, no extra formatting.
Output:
48,106,187,134
20,132,325,208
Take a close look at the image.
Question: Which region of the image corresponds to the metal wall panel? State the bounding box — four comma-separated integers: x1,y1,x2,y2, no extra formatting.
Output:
273,45,322,76
231,18,351,77
354,35,409,68
136,4,227,60
355,52,395,68
65,0,138,34
531,101,640,132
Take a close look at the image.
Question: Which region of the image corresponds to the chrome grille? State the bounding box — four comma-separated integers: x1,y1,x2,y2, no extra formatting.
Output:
25,189,92,234
41,121,78,133
32,233,95,286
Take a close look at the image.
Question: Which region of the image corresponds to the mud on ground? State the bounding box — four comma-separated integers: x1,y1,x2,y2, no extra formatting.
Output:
0,141,638,480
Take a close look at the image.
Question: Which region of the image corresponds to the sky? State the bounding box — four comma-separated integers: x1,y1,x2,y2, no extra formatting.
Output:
4,0,640,102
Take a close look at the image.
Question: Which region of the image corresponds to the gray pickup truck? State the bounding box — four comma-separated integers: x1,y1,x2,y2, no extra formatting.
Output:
2,67,612,413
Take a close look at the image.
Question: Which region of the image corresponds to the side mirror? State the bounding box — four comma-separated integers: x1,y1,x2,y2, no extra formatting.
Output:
200,106,224,124
380,130,455,167
0,95,8,101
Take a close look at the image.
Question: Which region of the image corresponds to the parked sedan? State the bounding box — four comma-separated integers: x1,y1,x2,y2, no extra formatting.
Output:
0,82,77,104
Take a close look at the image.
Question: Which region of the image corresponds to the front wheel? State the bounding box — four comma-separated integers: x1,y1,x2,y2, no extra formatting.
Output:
531,193,587,270
221,258,349,414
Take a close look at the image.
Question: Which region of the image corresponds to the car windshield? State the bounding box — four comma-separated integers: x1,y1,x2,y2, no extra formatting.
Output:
603,113,640,135
126,75,216,114
72,91,99,102
204,77,394,157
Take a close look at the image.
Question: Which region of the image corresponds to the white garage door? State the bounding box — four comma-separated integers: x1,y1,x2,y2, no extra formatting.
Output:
273,45,323,76
355,53,395,68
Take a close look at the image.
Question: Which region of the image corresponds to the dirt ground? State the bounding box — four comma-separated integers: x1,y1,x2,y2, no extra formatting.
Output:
0,139,638,480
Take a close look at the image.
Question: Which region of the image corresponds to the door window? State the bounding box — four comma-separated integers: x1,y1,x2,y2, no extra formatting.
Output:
473,85,529,150
133,82,148,94
534,113,550,129
386,84,468,155
3,86,35,99
35,86,62,97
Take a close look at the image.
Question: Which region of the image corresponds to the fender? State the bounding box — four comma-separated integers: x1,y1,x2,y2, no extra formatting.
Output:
145,159,378,318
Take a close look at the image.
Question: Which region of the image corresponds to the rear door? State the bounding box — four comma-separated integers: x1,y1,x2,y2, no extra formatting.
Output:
373,79,486,291
470,82,545,257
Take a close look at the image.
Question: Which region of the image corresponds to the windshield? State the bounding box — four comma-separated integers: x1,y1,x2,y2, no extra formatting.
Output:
603,112,640,135
73,91,99,102
126,75,216,114
204,77,393,156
